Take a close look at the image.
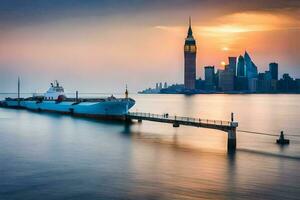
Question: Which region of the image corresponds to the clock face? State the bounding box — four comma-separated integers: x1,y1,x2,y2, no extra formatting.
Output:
184,45,190,51
184,45,196,52
190,45,196,52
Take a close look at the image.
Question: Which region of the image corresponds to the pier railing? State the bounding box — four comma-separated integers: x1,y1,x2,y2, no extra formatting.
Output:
127,112,238,152
127,112,231,126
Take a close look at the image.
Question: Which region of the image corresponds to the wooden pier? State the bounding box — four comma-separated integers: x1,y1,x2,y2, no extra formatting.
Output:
126,112,238,152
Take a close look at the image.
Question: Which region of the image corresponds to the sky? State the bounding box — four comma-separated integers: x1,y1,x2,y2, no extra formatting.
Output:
0,0,300,93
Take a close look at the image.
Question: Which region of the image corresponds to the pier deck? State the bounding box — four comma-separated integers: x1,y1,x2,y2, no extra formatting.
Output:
126,112,238,152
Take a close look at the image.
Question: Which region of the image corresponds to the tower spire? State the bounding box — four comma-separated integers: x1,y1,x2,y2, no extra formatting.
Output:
187,16,193,38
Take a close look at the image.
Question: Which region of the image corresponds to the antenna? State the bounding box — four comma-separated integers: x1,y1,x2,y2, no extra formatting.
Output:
189,16,191,27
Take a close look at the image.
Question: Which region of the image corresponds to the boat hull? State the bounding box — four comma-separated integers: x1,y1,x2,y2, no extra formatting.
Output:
1,98,135,119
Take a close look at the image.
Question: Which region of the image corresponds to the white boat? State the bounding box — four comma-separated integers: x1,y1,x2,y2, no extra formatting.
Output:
1,81,135,119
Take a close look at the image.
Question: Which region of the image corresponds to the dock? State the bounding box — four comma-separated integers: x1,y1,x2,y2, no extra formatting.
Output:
126,112,238,152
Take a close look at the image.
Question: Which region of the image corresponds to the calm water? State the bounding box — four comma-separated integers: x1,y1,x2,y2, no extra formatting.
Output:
1,94,300,200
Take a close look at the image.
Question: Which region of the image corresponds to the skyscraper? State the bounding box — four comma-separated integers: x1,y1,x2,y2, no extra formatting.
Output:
269,62,278,80
204,66,215,90
184,17,197,90
218,69,234,91
244,51,258,79
228,57,237,75
237,55,245,77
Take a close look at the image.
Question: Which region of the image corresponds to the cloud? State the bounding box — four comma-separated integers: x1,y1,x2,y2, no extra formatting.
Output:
1,0,300,28
155,11,300,36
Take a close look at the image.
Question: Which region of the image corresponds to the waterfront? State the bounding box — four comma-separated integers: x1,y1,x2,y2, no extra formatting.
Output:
1,94,300,199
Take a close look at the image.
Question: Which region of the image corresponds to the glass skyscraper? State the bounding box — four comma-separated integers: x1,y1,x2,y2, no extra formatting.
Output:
237,55,245,77
244,51,258,79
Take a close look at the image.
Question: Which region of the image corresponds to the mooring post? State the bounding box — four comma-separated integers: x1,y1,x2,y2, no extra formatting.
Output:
227,128,236,152
276,130,290,145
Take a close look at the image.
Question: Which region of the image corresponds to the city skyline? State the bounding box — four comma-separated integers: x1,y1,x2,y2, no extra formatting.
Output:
0,0,300,93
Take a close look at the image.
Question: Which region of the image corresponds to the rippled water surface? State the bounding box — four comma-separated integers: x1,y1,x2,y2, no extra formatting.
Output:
1,94,300,200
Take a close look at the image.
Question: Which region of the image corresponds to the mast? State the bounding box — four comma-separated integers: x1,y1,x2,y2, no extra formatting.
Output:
17,77,20,106
125,84,128,99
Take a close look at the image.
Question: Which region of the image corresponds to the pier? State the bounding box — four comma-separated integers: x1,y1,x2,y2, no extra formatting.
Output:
126,112,238,152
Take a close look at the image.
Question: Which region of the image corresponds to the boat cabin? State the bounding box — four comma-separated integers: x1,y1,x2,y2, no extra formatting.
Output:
44,81,66,100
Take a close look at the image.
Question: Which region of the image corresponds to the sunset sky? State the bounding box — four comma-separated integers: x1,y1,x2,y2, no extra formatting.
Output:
0,0,300,93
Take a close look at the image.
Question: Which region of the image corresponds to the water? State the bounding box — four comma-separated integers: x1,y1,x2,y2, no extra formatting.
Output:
1,94,300,199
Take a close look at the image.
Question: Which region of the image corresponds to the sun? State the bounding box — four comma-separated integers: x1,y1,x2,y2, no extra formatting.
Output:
222,47,229,51
221,61,226,66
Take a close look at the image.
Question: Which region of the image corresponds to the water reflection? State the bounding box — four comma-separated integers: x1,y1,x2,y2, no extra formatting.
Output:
1,94,300,199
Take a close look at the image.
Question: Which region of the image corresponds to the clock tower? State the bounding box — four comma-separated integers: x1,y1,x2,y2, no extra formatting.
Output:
184,17,197,90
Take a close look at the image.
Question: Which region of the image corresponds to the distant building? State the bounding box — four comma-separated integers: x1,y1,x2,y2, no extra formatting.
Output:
248,78,258,92
155,83,159,90
278,74,297,92
296,79,300,92
236,76,248,91
244,51,258,79
215,70,219,90
228,57,237,75
237,55,245,77
160,84,185,94
225,64,230,71
204,66,215,90
184,17,197,90
218,69,234,91
269,62,278,80
270,80,277,91
257,72,272,92
264,71,272,81
159,82,162,90
195,78,205,90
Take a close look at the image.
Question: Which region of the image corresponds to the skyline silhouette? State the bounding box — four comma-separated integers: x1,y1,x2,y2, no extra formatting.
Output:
0,0,299,93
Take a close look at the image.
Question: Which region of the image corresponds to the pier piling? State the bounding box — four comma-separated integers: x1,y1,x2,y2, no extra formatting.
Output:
227,128,237,152
173,122,180,127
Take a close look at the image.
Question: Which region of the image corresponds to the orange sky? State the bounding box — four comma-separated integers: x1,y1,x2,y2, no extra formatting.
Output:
0,1,299,93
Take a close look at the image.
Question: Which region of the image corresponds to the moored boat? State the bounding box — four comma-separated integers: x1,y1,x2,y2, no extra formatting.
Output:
1,81,135,119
